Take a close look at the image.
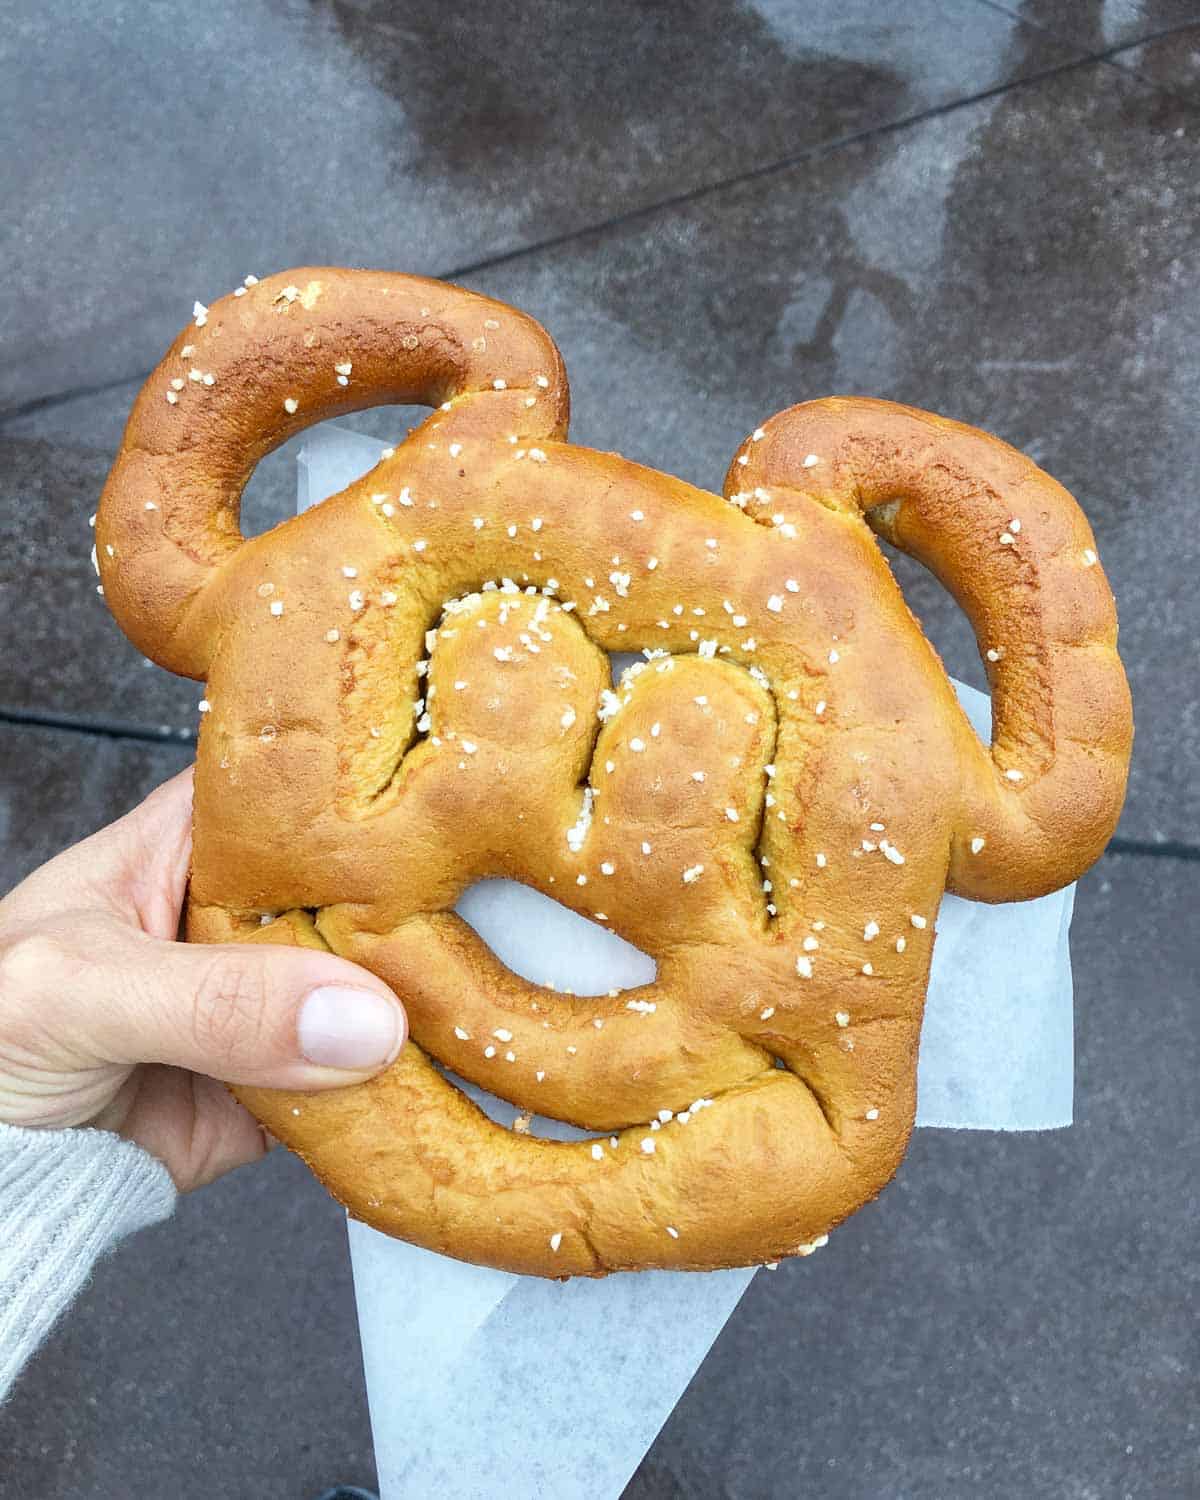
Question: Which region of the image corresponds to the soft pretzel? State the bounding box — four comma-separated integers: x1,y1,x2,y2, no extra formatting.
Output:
96,269,1132,1277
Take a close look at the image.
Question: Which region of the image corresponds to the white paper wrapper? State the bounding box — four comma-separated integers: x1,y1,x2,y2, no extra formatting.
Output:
298,424,1074,1500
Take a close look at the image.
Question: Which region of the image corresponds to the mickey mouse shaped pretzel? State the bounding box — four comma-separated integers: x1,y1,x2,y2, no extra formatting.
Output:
96,269,1132,1276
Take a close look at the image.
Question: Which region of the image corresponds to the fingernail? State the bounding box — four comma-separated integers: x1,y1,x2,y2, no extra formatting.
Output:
297,987,405,1070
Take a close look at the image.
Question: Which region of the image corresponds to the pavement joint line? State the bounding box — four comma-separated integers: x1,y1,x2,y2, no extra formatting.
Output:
0,369,160,427
1105,836,1200,864
0,709,1195,865
975,0,1200,96
436,46,1139,284
0,37,1178,432
0,706,195,746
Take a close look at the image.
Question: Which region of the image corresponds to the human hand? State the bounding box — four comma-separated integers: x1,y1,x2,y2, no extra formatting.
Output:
0,769,406,1190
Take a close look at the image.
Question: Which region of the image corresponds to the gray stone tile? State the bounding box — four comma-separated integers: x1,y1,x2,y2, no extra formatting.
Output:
0,724,191,894
3,54,1195,843
1007,0,1200,50
0,0,1078,413
0,426,193,732
624,850,1199,1499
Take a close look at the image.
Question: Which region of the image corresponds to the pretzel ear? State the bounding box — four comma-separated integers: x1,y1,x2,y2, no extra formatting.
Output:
95,268,569,678
729,397,1132,902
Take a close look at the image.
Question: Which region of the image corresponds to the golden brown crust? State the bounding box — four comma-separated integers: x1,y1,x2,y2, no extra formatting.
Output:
98,269,1132,1277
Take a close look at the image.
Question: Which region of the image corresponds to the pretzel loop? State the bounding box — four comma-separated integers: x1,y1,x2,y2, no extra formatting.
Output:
96,270,1131,1276
726,397,1132,900
96,269,568,676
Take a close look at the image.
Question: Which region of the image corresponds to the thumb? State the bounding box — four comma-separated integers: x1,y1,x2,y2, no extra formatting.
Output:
94,928,408,1090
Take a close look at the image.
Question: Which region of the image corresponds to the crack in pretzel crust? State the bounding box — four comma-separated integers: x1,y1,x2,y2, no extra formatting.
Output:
96,268,1132,1277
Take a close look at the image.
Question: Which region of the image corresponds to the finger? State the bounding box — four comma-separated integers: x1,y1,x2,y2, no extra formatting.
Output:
0,768,195,937
124,1067,274,1190
83,926,408,1092
107,767,196,936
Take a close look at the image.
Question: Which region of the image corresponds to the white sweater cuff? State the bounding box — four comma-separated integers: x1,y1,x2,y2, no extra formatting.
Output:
0,1119,176,1400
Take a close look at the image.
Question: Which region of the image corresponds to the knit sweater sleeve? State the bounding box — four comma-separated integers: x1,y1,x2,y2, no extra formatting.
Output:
0,1120,176,1400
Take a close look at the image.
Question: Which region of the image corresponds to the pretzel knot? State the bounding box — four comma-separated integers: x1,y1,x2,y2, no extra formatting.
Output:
96,269,1131,1276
